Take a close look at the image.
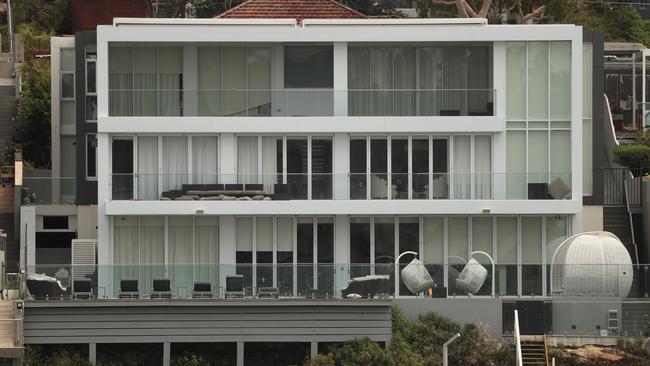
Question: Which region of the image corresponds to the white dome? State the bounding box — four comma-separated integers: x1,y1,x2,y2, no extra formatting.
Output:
551,231,633,297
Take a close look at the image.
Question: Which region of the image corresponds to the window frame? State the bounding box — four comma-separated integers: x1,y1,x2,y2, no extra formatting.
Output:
86,133,97,181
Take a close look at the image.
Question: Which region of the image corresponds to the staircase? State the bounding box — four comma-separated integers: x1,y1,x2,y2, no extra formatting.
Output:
603,206,634,252
520,337,548,365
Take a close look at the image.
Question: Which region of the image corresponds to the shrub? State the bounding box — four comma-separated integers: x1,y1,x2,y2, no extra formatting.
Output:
613,144,650,171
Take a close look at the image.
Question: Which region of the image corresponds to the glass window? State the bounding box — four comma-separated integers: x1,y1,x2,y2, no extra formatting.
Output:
472,217,493,296
506,43,526,120
412,138,429,199
61,73,74,99
284,46,333,88
86,134,97,179
86,96,97,121
86,59,96,94
528,131,549,184
374,217,394,275
112,139,133,200
448,217,468,295
350,217,370,278
506,131,526,199
60,49,75,72
521,217,543,296
398,217,419,295
550,42,571,120
527,42,548,120
236,217,253,288
276,217,294,296
317,217,334,291
137,136,158,200
297,217,314,295
139,216,165,291
168,216,193,293
370,138,388,199
194,216,219,288
496,217,518,296
452,136,471,199
550,130,571,188
350,139,367,200
391,138,408,199
423,217,444,286
287,138,308,200
312,138,333,200
256,217,274,288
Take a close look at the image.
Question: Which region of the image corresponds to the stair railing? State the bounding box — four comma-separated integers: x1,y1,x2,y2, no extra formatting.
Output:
623,173,640,265
514,309,523,366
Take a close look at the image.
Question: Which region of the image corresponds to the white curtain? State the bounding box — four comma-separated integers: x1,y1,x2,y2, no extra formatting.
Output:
159,47,183,116
418,47,443,116
247,47,271,116
162,136,188,192
442,47,467,114
262,136,278,193
453,136,471,199
108,47,133,116
223,47,247,116
474,136,492,199
467,46,491,114
194,216,219,287
348,47,370,116
113,216,139,295
393,47,416,116
237,136,258,184
198,47,222,116
139,216,165,294
192,136,218,184
370,47,393,116
169,216,193,296
133,48,158,116
137,136,158,200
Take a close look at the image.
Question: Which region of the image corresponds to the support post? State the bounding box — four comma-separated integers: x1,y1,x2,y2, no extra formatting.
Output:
311,341,318,359
89,343,96,365
163,342,170,366
237,341,244,366
442,333,460,366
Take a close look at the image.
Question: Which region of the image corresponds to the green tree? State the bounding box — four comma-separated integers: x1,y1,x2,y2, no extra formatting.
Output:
10,0,70,35
12,57,51,168
337,0,398,16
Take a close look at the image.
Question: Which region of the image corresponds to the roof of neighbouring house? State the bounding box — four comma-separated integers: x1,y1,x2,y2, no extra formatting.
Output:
216,0,368,20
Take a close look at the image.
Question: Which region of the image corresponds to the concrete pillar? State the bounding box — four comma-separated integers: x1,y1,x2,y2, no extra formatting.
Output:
310,341,318,359
19,206,35,270
220,133,236,183
89,343,96,365
333,42,348,116
163,342,170,366
334,215,349,297
237,341,244,366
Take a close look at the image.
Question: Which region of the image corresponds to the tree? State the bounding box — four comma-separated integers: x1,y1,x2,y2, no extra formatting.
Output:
337,0,398,17
427,0,546,24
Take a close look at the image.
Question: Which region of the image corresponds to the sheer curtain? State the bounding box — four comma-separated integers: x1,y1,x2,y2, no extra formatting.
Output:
223,47,247,116
442,47,467,114
168,216,193,296
113,216,138,295
109,47,133,116
370,47,393,116
237,136,258,184
393,47,416,116
192,136,218,184
247,47,271,116
139,216,164,294
418,47,443,116
467,46,491,114
347,47,370,116
133,48,157,116
453,136,471,199
137,136,158,200
261,136,278,193
162,136,188,192
194,216,219,288
198,47,222,116
159,47,183,116
474,136,492,199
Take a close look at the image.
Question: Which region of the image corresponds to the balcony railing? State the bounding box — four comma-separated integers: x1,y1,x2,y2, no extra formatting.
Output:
24,263,650,300
107,88,496,117
21,177,76,205
109,172,572,201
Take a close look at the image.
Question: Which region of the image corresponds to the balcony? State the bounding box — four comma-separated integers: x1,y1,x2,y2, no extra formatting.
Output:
109,173,572,201
106,88,496,117
21,177,76,205
24,263,648,301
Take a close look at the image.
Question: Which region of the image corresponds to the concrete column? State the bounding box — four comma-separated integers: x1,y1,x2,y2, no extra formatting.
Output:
96,132,111,297
333,133,349,200
19,206,35,270
163,342,170,366
89,343,96,365
334,215,349,297
310,341,318,359
333,42,348,116
220,133,236,184
237,341,244,366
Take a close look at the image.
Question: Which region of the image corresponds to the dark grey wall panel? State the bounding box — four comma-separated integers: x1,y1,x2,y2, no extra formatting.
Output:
24,300,392,345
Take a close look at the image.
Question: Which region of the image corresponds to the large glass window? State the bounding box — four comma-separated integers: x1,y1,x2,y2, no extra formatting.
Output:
86,48,97,122
448,217,468,295
496,217,518,296
236,217,254,289
521,217,543,296
284,46,333,88
398,217,419,295
86,134,97,180
112,138,133,200
276,217,294,296
350,217,371,278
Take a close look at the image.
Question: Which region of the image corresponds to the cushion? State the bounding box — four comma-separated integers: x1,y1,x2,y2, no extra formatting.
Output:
237,196,253,201
200,196,223,201
252,195,265,200
548,178,571,199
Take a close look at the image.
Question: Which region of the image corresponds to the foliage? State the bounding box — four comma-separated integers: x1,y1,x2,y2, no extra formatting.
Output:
11,57,51,168
337,0,398,16
10,0,70,35
613,144,650,171
24,345,91,366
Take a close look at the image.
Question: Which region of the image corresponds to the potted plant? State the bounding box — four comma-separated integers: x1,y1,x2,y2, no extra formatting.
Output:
611,105,624,121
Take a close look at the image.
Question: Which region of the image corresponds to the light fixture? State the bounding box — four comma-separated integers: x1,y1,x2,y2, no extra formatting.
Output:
481,208,490,214
195,209,204,215
14,160,22,186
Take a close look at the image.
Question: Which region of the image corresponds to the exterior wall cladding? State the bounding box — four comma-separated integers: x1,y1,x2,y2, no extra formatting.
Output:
95,18,587,299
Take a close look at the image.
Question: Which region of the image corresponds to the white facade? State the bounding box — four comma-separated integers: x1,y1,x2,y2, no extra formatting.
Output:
95,18,584,298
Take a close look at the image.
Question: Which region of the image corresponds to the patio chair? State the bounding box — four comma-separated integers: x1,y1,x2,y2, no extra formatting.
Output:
151,278,172,299
257,287,279,299
308,289,331,299
73,279,93,300
118,279,139,299
192,282,213,299
225,275,244,299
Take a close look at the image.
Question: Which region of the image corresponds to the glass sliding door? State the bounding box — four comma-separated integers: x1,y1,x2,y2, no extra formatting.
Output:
237,136,258,184
452,136,471,199
432,138,449,199
391,137,408,199
139,216,165,296
236,217,253,290
350,217,371,278
349,138,367,199
194,216,219,292
168,216,192,296
317,217,334,294
162,136,188,193
496,217,518,296
256,217,274,289
374,217,394,279
447,217,469,295
192,136,218,184
521,217,543,296
137,136,158,200
197,47,222,116
423,217,444,288
412,138,429,199
158,47,183,116
474,136,492,199
276,217,294,296
223,47,247,116
398,217,419,295
109,47,133,116
112,139,133,200
370,138,388,199
297,217,314,296
472,217,493,296
311,138,333,199
287,138,308,199
113,216,138,295
261,136,282,194
247,47,271,116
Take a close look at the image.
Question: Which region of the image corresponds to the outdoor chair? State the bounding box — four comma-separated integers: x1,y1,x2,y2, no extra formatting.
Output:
308,289,331,299
257,287,279,299
151,278,172,299
225,275,244,299
118,279,139,299
73,279,93,300
192,282,213,299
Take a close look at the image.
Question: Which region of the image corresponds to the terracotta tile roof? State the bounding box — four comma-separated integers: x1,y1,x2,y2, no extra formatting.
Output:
216,0,367,20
